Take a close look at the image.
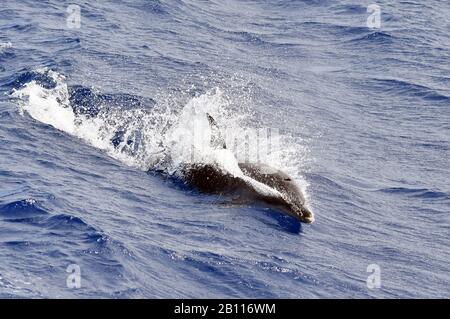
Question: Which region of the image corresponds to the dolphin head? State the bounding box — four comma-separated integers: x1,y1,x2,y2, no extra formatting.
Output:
262,168,315,224
261,190,314,224
239,163,315,224
286,200,315,224
279,179,315,224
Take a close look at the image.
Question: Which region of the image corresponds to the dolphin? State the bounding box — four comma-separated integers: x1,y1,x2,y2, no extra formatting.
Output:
181,114,314,224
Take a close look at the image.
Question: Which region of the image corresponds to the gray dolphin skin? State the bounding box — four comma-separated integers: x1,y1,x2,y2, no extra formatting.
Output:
182,114,314,224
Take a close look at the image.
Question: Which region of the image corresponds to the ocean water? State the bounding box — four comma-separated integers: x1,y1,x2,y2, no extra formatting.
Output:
0,0,449,298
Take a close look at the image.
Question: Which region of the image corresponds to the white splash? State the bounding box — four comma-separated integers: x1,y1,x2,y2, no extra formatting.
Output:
0,41,12,50
11,68,310,203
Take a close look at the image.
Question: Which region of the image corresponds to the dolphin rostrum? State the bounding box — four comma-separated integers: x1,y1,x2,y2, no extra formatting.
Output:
181,114,314,224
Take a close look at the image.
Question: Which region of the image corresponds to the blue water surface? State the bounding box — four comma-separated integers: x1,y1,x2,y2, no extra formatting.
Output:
0,0,449,298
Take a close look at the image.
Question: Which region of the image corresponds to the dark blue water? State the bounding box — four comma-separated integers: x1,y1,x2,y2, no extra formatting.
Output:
1,0,449,298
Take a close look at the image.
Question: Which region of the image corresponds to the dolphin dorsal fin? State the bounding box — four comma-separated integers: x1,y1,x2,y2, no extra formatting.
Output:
206,113,226,149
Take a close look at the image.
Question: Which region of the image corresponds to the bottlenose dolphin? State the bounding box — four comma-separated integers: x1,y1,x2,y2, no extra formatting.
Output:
182,114,314,224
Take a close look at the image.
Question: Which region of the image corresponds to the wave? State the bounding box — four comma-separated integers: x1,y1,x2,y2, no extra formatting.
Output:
368,78,450,102
6,70,59,90
221,30,298,48
0,196,133,297
0,198,49,219
0,197,132,254
123,0,168,16
347,31,394,44
2,23,35,32
331,3,368,14
378,187,450,200
298,21,369,35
